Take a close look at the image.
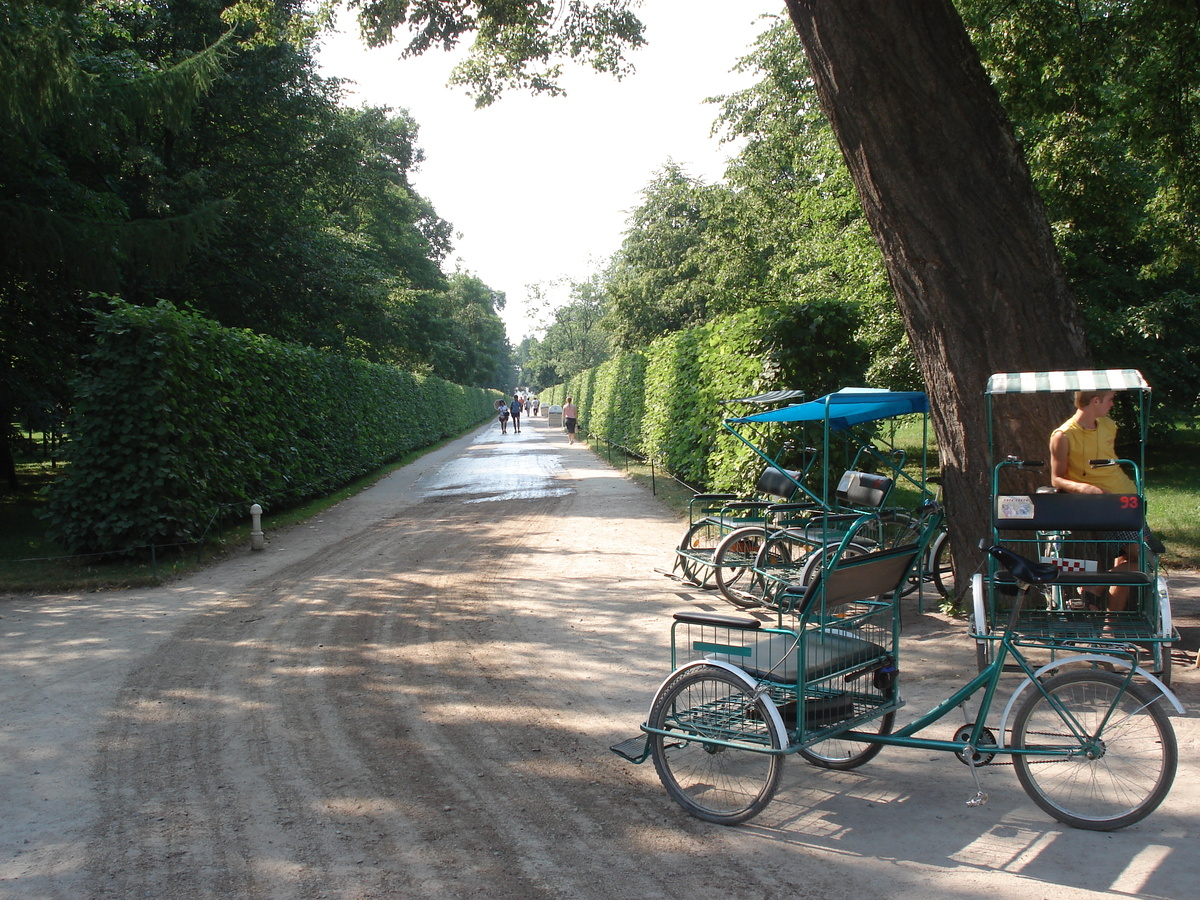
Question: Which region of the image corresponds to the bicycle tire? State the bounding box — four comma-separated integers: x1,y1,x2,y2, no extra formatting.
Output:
799,711,894,770
713,526,770,608
860,514,925,597
648,665,784,825
797,540,872,588
677,520,724,587
753,532,820,609
1154,643,1172,687
930,530,956,600
1011,669,1177,830
975,638,993,674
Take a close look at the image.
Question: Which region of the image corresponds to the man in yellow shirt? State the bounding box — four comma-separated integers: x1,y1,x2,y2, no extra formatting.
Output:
1049,390,1136,495
1048,390,1139,610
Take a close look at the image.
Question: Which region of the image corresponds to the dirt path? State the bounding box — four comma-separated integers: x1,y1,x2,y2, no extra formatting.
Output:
2,415,1198,899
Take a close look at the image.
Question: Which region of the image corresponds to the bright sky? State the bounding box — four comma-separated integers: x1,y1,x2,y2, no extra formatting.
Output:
315,1,784,345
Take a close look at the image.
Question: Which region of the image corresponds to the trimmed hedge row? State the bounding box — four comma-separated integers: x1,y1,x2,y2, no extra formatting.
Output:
543,300,869,491
41,301,499,553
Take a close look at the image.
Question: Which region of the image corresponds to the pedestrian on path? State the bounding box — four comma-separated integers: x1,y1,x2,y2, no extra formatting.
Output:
563,396,578,445
510,394,523,433
496,399,509,434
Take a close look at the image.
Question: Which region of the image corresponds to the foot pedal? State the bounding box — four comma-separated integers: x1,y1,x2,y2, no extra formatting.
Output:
610,735,652,764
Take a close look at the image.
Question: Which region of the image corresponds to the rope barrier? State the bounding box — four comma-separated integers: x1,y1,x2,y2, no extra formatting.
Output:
583,429,700,497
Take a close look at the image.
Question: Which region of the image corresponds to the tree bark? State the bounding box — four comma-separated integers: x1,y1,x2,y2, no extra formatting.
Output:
783,0,1091,580
1,403,18,492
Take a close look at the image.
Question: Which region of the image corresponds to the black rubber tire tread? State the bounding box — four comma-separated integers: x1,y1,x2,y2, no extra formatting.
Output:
931,531,956,600
648,665,784,825
1010,669,1177,831
677,521,724,588
713,526,770,608
975,637,992,674
1156,645,1172,687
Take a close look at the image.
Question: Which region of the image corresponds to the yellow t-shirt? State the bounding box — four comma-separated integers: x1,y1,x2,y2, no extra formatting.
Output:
1052,416,1136,493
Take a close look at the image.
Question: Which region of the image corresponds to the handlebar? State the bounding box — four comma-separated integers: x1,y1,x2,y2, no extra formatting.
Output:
1000,455,1044,470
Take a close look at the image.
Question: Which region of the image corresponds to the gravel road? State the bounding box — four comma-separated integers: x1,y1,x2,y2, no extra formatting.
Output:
2,413,1197,899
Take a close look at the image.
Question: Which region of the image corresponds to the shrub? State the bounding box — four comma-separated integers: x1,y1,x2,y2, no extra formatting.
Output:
558,300,871,491
40,301,497,553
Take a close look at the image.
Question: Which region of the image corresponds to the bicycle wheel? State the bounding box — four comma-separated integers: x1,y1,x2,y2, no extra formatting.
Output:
799,711,894,770
677,520,724,587
930,531,957,600
859,514,925,597
713,526,769,608
1011,670,1177,830
798,540,872,588
648,665,785,825
753,532,819,609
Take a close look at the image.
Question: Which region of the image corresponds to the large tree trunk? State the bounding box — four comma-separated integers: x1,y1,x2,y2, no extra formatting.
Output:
783,0,1091,581
0,402,18,491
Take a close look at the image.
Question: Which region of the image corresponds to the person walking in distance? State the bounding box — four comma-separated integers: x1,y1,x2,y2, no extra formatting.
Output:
495,399,509,434
509,394,523,433
562,396,578,445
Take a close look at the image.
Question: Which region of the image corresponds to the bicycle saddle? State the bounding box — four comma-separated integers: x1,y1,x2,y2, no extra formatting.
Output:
986,544,1059,585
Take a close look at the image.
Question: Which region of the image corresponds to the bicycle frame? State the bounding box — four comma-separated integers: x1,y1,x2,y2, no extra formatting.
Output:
642,573,1181,761
816,580,1181,759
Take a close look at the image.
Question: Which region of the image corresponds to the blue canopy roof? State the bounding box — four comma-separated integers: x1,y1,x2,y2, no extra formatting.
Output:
726,388,928,431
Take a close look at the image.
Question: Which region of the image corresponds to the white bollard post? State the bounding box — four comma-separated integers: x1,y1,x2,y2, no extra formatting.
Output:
250,503,265,551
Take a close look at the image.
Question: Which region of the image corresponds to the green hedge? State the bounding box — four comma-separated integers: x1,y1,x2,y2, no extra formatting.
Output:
544,299,870,491
40,301,498,553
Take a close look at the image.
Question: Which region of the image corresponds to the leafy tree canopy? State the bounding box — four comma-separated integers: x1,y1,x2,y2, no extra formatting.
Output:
519,273,612,387
2,0,520,489
341,0,646,107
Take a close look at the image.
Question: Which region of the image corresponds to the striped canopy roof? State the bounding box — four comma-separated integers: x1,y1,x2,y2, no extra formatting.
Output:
720,389,806,406
986,369,1149,395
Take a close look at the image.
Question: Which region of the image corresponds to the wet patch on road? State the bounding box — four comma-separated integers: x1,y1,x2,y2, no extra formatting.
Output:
421,436,572,503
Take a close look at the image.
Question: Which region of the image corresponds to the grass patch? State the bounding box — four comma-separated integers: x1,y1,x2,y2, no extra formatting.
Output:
0,433,467,593
582,434,698,519
1144,428,1200,568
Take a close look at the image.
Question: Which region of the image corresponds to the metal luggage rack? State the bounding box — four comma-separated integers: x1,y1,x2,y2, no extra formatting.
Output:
667,542,907,750
998,609,1173,644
